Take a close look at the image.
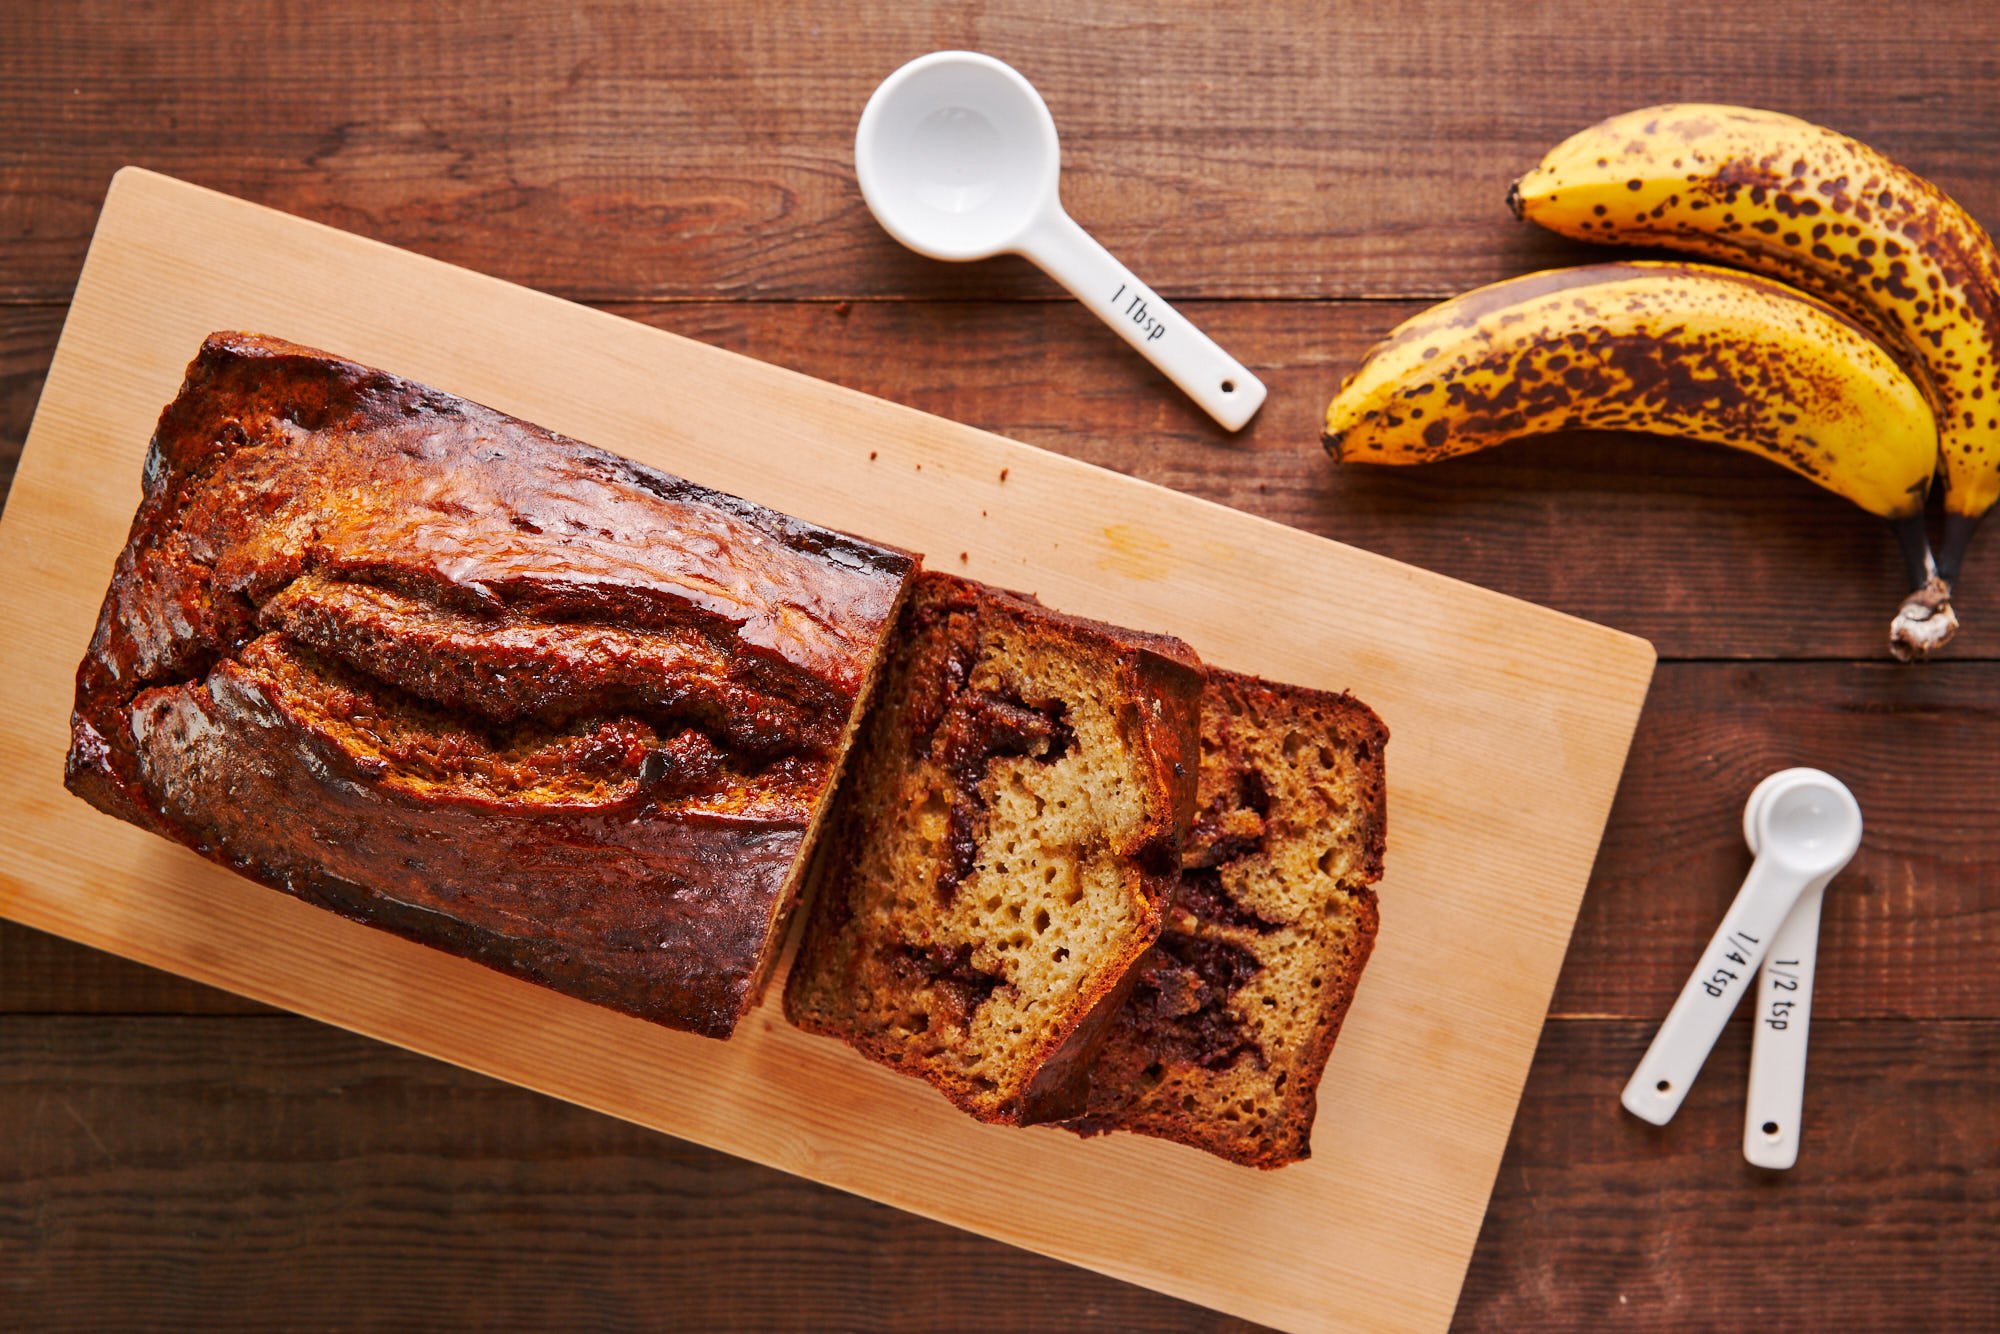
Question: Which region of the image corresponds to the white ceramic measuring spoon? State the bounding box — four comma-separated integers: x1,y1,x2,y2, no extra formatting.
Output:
1739,768,1860,1169
854,51,1267,431
1621,769,1862,1127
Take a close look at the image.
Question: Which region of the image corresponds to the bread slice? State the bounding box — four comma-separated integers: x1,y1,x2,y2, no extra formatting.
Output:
784,571,1204,1124
1071,668,1387,1167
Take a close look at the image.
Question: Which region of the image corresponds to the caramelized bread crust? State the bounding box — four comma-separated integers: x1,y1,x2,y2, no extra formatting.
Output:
784,571,1204,1124
1072,669,1387,1167
66,332,915,1038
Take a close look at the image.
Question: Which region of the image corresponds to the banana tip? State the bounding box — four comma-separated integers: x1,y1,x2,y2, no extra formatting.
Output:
1889,577,1958,662
1505,179,1525,220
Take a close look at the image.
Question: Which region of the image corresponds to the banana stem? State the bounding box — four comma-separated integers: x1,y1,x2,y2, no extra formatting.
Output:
1889,514,1958,661
1937,511,1982,584
1893,513,1935,591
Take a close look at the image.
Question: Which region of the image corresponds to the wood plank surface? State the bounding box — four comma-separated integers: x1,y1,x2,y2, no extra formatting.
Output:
1462,1018,1999,1330
4,1016,1991,1331
0,170,1653,1334
3,1,1995,1330
0,306,61,511
1554,662,2000,1020
2,1,1996,304
0,1017,1247,1332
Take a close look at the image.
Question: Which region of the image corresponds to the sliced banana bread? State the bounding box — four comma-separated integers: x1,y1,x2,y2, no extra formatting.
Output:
783,571,1204,1124
1072,669,1387,1167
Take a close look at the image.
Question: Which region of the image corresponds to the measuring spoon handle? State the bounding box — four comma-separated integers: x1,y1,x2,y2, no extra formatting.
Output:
1621,852,1816,1125
1743,881,1827,1169
1018,208,1266,431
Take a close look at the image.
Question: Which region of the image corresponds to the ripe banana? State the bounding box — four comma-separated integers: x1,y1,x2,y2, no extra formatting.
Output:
1323,263,1941,615
1509,104,2000,658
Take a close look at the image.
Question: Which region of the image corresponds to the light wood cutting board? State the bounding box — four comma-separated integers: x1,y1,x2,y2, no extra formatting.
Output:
0,169,1655,1333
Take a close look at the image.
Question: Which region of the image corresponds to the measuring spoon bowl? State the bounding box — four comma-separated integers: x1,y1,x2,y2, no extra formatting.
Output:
1749,771,1862,875
853,51,1266,430
1743,767,1827,854
855,51,1057,262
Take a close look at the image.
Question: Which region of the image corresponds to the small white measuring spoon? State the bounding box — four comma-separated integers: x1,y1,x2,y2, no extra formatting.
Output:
1622,769,1861,1132
855,51,1267,431
1738,768,1857,1169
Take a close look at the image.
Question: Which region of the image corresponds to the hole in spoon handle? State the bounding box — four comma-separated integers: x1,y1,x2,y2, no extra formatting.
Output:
1744,883,1826,1170
1019,210,1266,431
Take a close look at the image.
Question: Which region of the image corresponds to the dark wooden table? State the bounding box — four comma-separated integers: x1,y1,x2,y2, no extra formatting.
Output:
3,3,1996,1328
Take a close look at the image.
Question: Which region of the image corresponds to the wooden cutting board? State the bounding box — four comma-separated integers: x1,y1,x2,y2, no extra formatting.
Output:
0,169,1654,1333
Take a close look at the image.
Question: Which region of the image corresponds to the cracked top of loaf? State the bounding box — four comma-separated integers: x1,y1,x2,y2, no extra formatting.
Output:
66,332,915,1038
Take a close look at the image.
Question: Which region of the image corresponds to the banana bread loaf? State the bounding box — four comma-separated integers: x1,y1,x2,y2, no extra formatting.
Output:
1070,669,1386,1167
783,571,1204,1123
65,332,916,1039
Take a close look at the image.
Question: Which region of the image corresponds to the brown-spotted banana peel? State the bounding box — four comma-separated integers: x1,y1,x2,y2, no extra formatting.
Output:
1323,262,1940,649
1510,104,2000,659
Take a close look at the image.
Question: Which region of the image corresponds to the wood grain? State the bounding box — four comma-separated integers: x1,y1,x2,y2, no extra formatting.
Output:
1555,662,2000,1021
0,170,1653,1333
4,1015,1990,1331
0,1016,1258,1332
9,299,1995,663
2,0,1996,304
0,306,61,512
1464,1018,1999,1330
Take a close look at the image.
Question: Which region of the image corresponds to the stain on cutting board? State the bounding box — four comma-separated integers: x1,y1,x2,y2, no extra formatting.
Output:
1097,522,1178,581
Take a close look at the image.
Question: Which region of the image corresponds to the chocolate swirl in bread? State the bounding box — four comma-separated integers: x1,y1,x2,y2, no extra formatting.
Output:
784,572,1204,1124
1070,669,1386,1167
